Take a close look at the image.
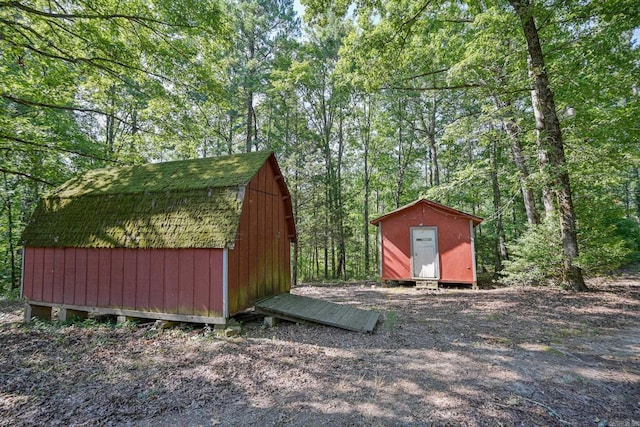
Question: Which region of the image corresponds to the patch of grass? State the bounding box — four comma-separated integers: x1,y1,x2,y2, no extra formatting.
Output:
384,310,398,332
555,327,583,337
0,290,23,302
549,325,600,345
542,345,567,356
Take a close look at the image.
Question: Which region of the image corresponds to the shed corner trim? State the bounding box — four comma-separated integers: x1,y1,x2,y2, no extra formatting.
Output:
223,248,229,319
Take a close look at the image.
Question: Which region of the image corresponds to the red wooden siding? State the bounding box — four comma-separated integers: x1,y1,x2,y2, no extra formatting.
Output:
42,248,54,302
34,248,44,301
135,249,150,311
379,203,476,284
52,248,65,303
208,250,224,315
86,249,99,307
97,250,111,307
178,250,194,315
22,247,225,317
193,250,210,316
63,249,75,305
22,247,34,301
75,248,88,306
149,251,164,312
227,160,291,315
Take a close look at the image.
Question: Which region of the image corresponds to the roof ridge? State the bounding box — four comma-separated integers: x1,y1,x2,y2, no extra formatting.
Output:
51,151,272,198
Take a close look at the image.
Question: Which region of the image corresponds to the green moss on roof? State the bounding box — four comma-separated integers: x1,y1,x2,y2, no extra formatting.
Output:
22,152,273,248
53,151,271,198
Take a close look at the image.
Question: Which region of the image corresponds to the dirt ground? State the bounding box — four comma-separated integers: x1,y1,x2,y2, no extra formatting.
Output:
1,271,639,427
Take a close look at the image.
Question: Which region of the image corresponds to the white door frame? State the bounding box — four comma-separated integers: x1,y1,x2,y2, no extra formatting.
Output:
410,226,440,280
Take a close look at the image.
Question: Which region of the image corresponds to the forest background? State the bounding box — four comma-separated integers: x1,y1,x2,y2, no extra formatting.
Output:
1,0,640,295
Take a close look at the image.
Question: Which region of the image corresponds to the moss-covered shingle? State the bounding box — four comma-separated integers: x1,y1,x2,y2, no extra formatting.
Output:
22,152,272,248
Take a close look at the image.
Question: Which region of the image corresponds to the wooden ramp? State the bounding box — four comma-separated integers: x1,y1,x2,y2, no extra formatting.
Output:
254,293,379,333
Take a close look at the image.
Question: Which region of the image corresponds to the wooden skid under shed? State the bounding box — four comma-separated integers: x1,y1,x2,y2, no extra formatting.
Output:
255,293,379,333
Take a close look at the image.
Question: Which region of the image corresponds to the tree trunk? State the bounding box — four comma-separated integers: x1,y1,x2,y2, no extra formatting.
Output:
2,172,17,292
292,112,301,286
635,168,640,220
336,113,347,281
427,91,440,186
245,90,254,152
503,118,539,225
509,0,587,291
106,85,116,153
491,139,508,273
362,98,372,276
227,111,235,155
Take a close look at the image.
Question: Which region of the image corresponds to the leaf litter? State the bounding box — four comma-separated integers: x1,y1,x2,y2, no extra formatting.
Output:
1,271,639,426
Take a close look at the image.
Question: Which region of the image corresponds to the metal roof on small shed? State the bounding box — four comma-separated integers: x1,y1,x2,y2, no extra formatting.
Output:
21,151,295,249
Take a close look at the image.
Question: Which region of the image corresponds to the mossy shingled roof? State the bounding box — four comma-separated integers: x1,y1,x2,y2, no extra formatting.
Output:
22,151,273,248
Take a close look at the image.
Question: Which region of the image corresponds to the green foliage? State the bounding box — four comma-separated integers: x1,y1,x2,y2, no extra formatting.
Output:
502,208,640,286
575,198,640,274
501,220,564,286
3,0,640,295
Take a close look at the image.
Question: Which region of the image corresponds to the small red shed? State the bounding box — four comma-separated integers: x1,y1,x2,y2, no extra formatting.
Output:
370,198,482,287
21,151,296,324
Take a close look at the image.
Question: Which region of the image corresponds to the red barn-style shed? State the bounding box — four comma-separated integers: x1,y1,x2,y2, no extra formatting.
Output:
21,151,296,324
371,199,482,287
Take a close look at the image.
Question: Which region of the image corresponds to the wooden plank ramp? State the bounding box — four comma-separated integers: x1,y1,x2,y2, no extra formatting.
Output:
255,293,379,333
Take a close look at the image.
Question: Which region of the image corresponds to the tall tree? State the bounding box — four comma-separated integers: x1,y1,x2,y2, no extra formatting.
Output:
224,0,299,152
508,0,587,291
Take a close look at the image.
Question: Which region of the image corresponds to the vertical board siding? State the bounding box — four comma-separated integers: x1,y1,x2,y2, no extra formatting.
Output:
23,247,225,318
379,202,476,284
52,248,65,303
178,249,194,315
110,248,124,308
86,249,99,307
42,248,55,302
22,247,34,300
97,250,111,307
164,249,179,313
122,250,137,309
135,250,150,311
265,176,273,297
208,250,224,315
193,250,210,316
74,248,87,307
149,250,165,311
32,247,44,301
63,249,76,305
227,160,292,315
20,158,293,320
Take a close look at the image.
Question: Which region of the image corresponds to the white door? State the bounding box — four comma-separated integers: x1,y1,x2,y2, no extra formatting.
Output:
412,227,439,279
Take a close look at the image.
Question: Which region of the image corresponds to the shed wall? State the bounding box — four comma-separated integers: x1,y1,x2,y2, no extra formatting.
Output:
227,160,291,315
379,203,475,284
22,247,225,317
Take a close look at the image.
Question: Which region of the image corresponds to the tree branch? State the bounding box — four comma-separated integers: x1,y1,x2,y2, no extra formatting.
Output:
0,167,53,185
2,93,113,116
0,1,199,29
381,83,484,91
0,133,118,163
395,68,449,82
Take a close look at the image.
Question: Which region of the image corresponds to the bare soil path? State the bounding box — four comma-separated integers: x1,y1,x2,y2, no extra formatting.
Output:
1,270,639,426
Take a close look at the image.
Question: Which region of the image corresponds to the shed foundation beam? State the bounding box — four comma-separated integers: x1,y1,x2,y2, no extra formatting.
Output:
263,316,279,328
59,308,88,322
415,281,439,290
24,304,52,323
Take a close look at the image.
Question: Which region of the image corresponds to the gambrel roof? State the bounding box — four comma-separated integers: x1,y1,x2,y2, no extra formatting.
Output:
22,151,296,248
